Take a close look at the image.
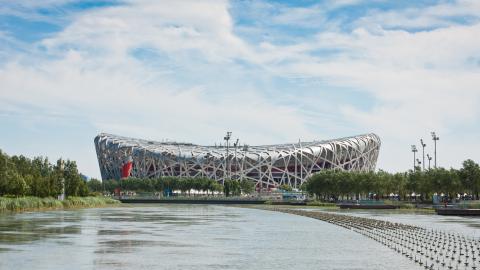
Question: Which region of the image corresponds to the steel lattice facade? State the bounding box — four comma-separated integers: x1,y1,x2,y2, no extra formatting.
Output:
94,133,381,188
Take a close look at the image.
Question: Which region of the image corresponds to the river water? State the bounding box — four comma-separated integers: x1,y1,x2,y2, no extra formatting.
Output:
0,205,478,270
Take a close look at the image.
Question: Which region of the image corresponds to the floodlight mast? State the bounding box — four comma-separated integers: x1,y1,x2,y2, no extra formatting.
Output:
224,132,232,180
431,132,439,168
242,143,248,180
233,138,239,179
427,154,432,170
420,139,426,171
411,145,418,172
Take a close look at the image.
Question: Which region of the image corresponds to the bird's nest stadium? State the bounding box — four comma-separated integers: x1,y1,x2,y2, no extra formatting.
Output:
94,133,381,188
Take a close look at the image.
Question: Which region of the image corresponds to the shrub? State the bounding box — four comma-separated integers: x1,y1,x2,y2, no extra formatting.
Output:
0,196,120,212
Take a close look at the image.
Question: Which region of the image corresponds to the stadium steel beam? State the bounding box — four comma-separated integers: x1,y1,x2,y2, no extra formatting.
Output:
94,133,381,188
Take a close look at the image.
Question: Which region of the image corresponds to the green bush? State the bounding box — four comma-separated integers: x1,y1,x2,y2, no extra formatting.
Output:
306,201,336,207
399,203,416,209
0,196,120,212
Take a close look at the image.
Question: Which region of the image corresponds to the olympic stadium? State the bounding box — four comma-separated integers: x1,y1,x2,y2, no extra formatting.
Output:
94,133,381,188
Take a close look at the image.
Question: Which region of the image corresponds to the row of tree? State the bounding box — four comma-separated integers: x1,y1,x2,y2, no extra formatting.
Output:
0,149,88,197
304,159,480,202
3,147,478,202
224,179,255,196
88,177,256,197
0,149,255,198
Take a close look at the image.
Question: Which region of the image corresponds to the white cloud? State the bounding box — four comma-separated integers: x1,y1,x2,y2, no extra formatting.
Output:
355,0,480,30
0,0,77,25
236,1,480,171
0,0,318,176
304,28,480,170
1,0,480,176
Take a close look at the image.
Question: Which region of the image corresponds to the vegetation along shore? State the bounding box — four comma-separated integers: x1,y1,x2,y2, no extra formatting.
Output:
0,149,120,213
0,196,119,212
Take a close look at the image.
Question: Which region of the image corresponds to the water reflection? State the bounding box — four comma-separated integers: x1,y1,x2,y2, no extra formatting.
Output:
0,204,456,270
0,211,82,245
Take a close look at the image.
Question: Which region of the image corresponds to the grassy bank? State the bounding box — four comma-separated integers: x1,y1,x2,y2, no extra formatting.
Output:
0,196,120,212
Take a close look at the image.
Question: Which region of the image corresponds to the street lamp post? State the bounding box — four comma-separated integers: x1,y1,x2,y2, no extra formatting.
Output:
224,131,232,180
411,145,418,172
427,154,432,170
431,132,439,168
420,139,426,171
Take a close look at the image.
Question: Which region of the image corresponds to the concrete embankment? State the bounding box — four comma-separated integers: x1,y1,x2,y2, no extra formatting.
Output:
259,207,480,270
436,208,480,216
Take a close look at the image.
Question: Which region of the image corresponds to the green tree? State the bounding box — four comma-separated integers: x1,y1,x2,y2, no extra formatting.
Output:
224,179,232,197
459,159,480,199
279,184,292,192
5,171,28,196
406,170,421,200
224,179,241,197
104,179,119,193
240,179,255,194
337,171,352,200
0,150,10,195
178,178,190,195
78,180,89,196
87,178,103,193
63,160,84,197
392,172,407,200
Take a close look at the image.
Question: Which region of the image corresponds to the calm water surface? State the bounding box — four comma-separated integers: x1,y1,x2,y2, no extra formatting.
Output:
1,204,476,270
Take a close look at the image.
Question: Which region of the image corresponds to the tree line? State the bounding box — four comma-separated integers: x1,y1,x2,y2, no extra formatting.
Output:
0,149,255,198
0,149,89,197
304,159,480,202
4,147,478,202
89,177,255,197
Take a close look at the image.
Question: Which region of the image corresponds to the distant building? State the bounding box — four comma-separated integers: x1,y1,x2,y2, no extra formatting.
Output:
94,133,381,188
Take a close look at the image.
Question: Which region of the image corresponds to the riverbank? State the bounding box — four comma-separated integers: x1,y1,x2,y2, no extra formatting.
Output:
0,196,120,212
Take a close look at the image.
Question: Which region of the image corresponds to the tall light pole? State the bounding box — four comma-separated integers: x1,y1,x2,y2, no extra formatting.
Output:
293,144,297,185
420,139,426,171
233,138,239,180
224,131,231,180
427,154,432,170
299,139,303,182
242,144,248,183
411,145,418,172
178,145,182,177
431,132,439,168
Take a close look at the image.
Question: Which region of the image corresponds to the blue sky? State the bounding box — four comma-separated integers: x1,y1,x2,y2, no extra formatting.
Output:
0,0,479,178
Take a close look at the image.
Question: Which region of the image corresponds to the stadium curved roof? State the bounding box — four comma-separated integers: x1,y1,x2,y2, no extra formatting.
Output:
95,133,381,187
